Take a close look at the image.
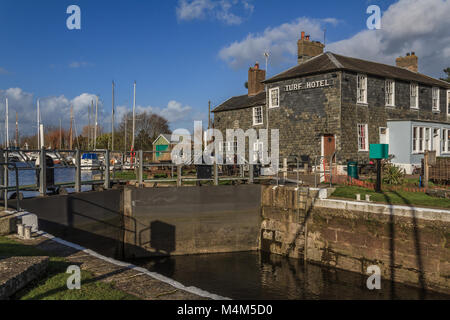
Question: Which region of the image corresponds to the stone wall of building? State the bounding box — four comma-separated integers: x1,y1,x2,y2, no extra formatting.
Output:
214,70,449,165
260,185,450,294
339,72,449,162
264,72,342,160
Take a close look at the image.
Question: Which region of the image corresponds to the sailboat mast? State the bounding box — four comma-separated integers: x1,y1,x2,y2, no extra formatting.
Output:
132,81,136,150
37,99,40,149
112,81,115,151
94,96,98,150
15,112,18,148
5,98,9,149
69,105,73,150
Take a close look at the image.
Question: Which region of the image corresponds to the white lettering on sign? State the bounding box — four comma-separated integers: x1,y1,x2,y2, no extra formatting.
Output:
284,79,333,92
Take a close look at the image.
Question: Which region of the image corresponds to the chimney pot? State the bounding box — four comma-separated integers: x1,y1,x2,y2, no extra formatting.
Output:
248,63,266,96
396,52,418,72
306,35,310,40
301,31,305,40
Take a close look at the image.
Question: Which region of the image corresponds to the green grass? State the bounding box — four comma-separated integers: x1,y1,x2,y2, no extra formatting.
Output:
331,186,450,209
0,236,139,300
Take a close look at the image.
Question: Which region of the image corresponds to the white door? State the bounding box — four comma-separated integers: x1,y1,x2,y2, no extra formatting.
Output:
433,128,441,156
379,127,389,144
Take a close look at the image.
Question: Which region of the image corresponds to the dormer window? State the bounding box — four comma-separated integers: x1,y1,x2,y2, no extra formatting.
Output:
357,74,367,104
410,83,419,109
432,87,440,112
385,79,395,107
269,87,279,108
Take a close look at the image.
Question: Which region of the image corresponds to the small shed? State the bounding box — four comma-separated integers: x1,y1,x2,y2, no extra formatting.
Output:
153,134,173,162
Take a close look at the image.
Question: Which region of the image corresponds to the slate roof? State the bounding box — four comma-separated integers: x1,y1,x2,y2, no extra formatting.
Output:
212,91,266,113
265,52,450,89
213,52,450,113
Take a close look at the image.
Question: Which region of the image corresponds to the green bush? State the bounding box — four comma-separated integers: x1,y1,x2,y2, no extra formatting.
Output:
382,160,405,185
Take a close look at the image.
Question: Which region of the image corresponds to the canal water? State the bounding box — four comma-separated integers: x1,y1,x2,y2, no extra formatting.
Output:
133,251,450,300
4,162,98,197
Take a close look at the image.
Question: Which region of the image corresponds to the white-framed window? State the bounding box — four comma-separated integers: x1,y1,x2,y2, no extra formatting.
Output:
447,90,450,115
413,126,432,153
357,124,369,151
357,74,367,104
443,129,450,153
425,127,431,151
385,79,395,106
432,87,440,112
269,87,279,108
253,140,264,162
252,106,263,125
410,82,419,109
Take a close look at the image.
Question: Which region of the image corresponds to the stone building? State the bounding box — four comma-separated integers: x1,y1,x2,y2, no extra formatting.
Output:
212,32,450,173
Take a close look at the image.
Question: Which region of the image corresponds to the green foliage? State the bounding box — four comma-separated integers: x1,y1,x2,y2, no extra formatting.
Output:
382,159,405,185
440,67,450,82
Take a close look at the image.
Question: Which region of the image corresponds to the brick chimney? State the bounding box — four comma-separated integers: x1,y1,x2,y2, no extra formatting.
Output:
297,31,325,64
248,62,266,96
396,52,418,72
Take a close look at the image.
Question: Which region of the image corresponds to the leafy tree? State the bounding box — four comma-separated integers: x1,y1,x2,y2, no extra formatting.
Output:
440,67,450,82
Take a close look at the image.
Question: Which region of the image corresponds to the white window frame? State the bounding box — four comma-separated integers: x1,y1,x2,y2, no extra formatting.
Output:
412,126,432,153
357,124,369,152
252,106,263,126
385,79,395,107
253,140,264,162
432,87,440,112
447,90,450,116
410,82,419,109
357,74,367,104
425,127,431,151
443,129,450,154
269,87,279,108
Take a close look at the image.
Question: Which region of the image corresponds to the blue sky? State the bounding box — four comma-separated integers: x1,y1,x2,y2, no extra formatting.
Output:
0,0,449,136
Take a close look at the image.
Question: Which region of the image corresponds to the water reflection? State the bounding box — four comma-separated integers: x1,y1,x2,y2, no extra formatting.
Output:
133,251,450,300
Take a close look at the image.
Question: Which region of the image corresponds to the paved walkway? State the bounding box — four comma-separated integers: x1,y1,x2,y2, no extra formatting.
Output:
10,234,212,300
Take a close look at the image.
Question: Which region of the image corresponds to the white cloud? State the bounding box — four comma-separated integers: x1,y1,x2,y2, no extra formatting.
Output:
327,0,450,77
0,67,10,75
0,88,104,137
116,100,206,131
69,61,91,68
219,0,450,78
176,0,253,25
219,17,338,69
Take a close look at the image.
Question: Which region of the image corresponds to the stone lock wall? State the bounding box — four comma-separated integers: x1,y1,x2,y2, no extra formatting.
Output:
260,185,450,294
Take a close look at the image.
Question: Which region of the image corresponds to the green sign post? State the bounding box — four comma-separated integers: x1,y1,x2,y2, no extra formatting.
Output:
370,144,389,193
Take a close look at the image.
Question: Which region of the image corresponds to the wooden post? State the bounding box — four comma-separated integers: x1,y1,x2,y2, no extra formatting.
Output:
177,165,182,187
424,150,429,189
104,150,110,189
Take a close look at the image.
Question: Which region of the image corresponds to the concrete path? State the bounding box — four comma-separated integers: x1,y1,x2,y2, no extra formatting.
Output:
10,234,211,300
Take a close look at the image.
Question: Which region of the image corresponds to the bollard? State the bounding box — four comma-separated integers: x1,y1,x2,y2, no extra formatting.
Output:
104,150,110,189
365,194,371,202
17,223,24,238
75,149,81,193
249,164,254,184
356,194,361,201
24,226,32,240
39,148,46,196
138,150,144,188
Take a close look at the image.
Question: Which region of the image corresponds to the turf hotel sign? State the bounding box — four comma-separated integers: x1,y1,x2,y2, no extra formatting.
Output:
284,79,334,92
